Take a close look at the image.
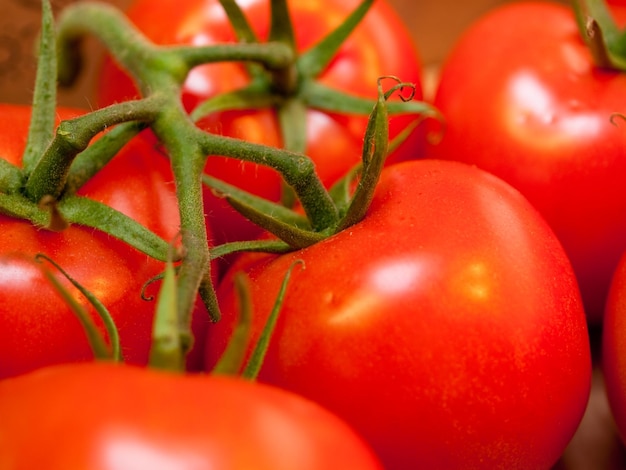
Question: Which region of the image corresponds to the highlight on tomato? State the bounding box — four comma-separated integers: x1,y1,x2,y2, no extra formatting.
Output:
424,0,626,323
0,362,383,470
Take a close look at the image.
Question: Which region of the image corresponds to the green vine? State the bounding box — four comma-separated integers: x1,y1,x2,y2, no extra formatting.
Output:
0,0,439,368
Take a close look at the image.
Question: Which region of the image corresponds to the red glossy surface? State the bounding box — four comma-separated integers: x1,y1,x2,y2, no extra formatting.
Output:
206,159,592,469
426,1,626,322
0,362,383,470
0,104,208,376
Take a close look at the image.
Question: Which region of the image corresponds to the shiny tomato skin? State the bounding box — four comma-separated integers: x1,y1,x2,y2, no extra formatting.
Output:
205,159,592,469
0,104,208,377
425,2,626,323
602,252,626,443
0,362,383,470
97,0,424,243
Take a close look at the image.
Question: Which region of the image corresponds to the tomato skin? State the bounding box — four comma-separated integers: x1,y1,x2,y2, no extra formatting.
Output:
205,159,592,469
0,104,208,377
97,0,424,243
425,2,626,323
0,362,383,470
602,252,626,442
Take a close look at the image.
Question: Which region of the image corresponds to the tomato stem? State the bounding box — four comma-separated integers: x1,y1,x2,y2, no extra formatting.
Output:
22,0,57,175
572,0,626,70
24,97,160,203
64,121,145,194
33,0,438,367
149,245,185,371
196,130,339,233
150,103,219,331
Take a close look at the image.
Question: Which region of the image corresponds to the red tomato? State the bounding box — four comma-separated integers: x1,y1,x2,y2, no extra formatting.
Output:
424,1,626,323
0,104,209,377
97,0,424,243
602,252,626,442
0,362,383,470
205,159,592,469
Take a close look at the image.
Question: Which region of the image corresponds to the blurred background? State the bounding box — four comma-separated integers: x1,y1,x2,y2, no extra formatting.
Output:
1,0,622,469
0,0,566,106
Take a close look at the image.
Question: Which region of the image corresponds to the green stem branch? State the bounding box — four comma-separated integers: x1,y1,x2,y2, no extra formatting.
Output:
151,105,219,340
25,98,160,203
23,0,57,174
197,130,338,232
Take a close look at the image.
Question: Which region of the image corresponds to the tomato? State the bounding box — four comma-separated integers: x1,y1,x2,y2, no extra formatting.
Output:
424,1,626,323
602,251,626,443
97,0,425,244
0,104,209,378
0,362,383,470
204,159,592,469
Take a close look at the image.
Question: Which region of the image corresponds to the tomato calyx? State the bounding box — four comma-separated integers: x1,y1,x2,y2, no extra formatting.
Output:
1,0,435,367
191,0,438,157
33,253,122,362
573,0,626,69
202,77,415,257
0,4,173,262
30,233,302,375
212,259,304,379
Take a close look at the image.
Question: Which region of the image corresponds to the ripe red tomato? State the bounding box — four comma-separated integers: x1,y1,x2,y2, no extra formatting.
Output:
0,104,209,377
0,362,383,470
205,159,592,469
424,1,626,323
97,0,425,243
602,251,626,442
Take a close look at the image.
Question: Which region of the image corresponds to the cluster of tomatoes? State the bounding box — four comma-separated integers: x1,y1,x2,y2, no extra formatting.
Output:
3,0,626,468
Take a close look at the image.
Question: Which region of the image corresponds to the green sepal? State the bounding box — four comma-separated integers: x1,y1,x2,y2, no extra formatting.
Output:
277,97,307,153
219,0,258,43
199,277,222,323
0,192,50,226
25,98,159,203
297,0,373,78
335,78,394,232
226,196,325,249
190,80,276,122
203,172,324,249
269,0,296,51
64,121,145,194
59,195,172,261
241,259,304,380
202,173,311,229
210,239,293,260
328,163,362,217
211,272,253,375
149,249,185,372
301,80,441,119
218,0,265,79
0,160,25,194
36,254,118,361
